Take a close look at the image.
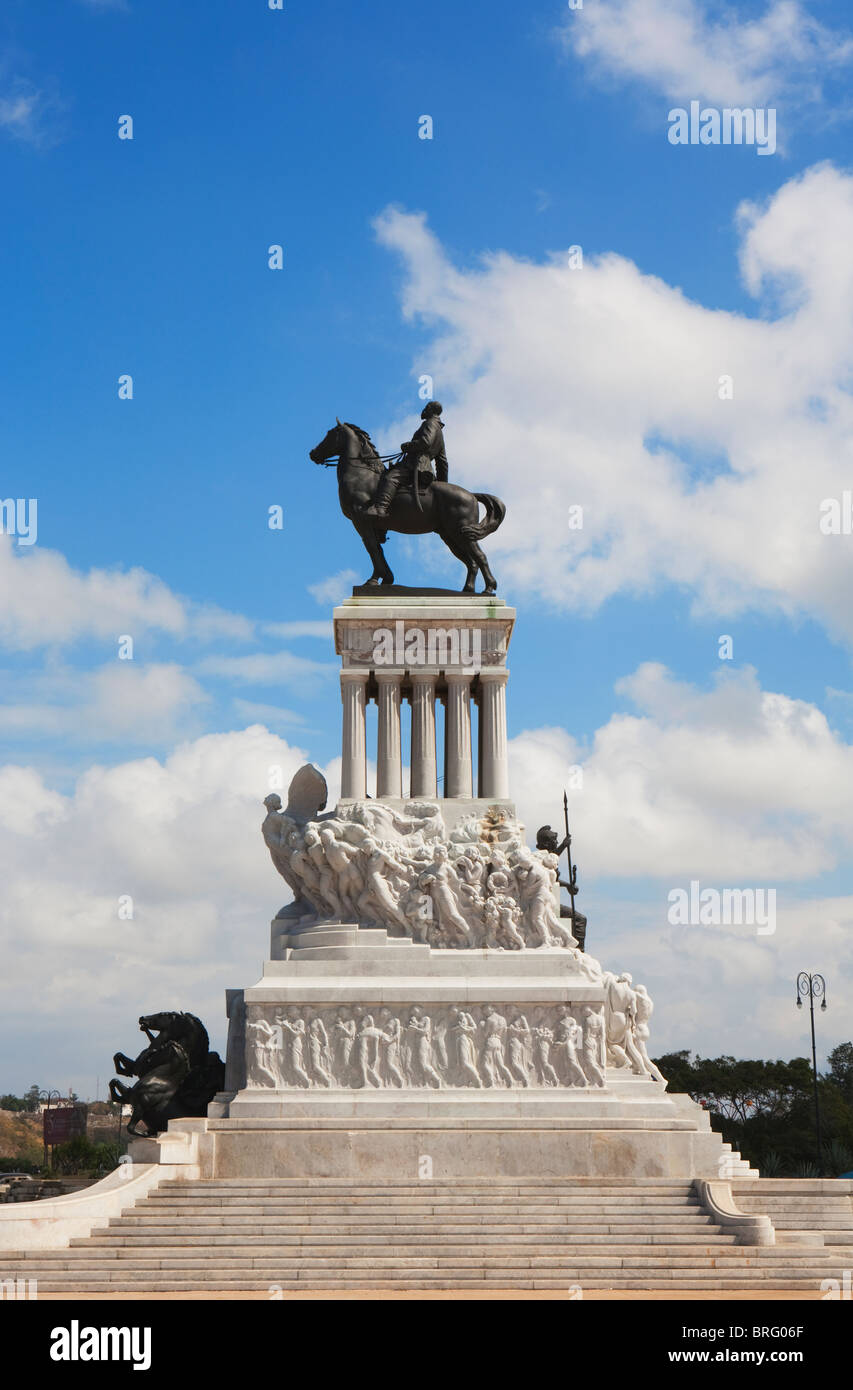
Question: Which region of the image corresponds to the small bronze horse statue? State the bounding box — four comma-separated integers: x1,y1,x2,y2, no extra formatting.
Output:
309,420,505,593
110,1011,224,1137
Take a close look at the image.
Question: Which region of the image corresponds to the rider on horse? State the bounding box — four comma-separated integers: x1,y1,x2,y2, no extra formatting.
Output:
363,400,448,517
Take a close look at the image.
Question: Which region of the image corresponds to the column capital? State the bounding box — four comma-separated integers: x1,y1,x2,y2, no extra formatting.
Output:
477,667,509,683
444,668,476,684
340,668,370,684
374,668,406,684
408,667,441,682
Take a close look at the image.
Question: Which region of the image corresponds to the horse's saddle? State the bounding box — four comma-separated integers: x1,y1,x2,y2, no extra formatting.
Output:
395,469,435,499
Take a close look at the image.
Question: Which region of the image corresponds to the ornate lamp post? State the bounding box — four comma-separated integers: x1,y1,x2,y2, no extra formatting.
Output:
796,972,827,1175
37,1089,63,1170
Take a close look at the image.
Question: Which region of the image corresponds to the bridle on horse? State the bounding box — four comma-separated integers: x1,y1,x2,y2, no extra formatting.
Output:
312,451,403,468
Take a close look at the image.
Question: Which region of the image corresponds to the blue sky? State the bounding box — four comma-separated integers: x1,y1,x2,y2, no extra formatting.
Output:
2,0,853,1094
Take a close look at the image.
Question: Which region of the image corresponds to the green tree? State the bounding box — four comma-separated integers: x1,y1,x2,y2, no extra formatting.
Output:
827,1042,853,1106
23,1084,41,1113
651,1049,853,1174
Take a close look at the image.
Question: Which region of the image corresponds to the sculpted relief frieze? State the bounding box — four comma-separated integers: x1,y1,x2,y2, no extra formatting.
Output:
245,1002,615,1092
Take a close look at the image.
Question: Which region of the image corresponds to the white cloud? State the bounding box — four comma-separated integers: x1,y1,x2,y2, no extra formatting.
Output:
0,538,252,650
373,170,853,645
0,76,65,148
0,87,41,138
596,891,853,1062
510,663,853,881
232,700,308,726
0,726,325,1091
559,0,853,107
308,569,360,606
263,621,333,640
197,651,336,690
0,663,208,744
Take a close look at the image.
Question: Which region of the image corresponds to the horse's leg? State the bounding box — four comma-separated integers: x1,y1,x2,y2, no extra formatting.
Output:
431,491,485,593
352,518,394,587
108,1079,127,1104
468,540,497,595
439,532,479,594
126,1109,146,1137
113,1052,135,1077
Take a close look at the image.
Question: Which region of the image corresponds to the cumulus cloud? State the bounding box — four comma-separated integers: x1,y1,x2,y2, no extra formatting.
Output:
597,890,853,1060
0,727,326,1092
197,650,336,691
0,82,64,148
509,662,853,880
559,0,853,107
0,538,252,650
374,168,853,645
263,621,333,640
505,666,853,1059
0,663,209,744
308,570,361,606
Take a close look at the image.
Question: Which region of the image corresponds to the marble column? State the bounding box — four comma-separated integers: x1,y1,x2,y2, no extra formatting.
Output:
340,670,369,800
444,671,474,799
409,670,439,798
478,669,509,799
375,669,403,799
474,685,483,797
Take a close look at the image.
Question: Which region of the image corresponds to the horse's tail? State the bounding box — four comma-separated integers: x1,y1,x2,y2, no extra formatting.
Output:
467,493,506,541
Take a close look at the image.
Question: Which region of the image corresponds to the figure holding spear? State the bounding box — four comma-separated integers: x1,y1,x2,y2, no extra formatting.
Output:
535,793,587,952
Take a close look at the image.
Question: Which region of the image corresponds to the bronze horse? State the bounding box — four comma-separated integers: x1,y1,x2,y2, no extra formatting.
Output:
309,420,505,593
110,1012,224,1137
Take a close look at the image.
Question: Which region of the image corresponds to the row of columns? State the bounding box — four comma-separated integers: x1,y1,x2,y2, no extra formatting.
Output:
340,669,509,801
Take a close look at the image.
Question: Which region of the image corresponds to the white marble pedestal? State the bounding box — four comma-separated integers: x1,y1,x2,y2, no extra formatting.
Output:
163,924,750,1181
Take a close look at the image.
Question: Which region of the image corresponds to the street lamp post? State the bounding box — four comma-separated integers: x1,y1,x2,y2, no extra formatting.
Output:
796,972,827,1175
37,1089,63,1171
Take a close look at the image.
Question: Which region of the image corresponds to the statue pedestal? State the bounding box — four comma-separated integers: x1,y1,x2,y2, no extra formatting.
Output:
185,924,754,1181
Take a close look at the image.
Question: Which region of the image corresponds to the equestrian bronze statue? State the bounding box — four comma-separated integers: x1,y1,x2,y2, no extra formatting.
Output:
309,405,505,593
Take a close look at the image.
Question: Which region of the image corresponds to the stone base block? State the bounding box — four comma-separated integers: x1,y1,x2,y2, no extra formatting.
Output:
156,1111,744,1181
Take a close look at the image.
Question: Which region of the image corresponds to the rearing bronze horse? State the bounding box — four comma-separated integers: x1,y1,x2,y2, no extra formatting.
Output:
309,420,505,593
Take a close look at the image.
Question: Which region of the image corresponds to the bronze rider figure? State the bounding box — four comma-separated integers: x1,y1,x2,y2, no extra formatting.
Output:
363,400,448,517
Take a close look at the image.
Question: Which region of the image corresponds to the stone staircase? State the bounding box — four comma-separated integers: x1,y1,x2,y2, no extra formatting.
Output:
733,1179,853,1247
1,1177,850,1292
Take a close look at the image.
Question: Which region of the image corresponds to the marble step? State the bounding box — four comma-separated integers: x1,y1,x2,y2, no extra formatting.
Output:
156,1184,700,1195
136,1195,708,1206
10,1247,832,1268
9,1272,846,1292
88,1217,719,1236
756,1217,853,1229
150,1190,697,1201
73,1232,726,1252
79,1220,722,1242
738,1197,853,1209
17,1282,836,1292
13,1245,766,1267
66,1231,741,1249
733,1180,853,1192
8,1256,850,1273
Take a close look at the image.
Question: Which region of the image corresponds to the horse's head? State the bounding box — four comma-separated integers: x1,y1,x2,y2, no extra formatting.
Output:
310,419,377,466
309,419,346,465
139,1011,183,1040
139,1010,209,1063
